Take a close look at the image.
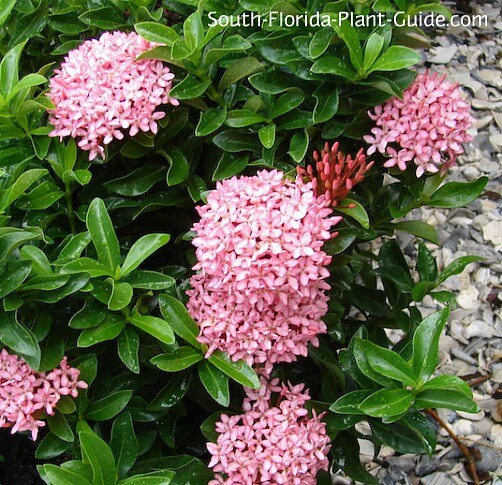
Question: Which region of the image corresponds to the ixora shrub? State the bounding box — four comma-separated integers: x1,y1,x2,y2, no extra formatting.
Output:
0,0,489,484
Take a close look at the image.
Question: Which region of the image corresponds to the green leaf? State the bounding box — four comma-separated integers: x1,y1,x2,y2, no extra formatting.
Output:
78,7,126,30
311,56,355,79
8,73,46,100
226,109,266,128
313,85,339,124
258,124,276,149
36,433,72,460
158,294,201,349
356,339,417,386
43,464,92,485
412,308,449,381
86,390,133,421
135,21,178,45
47,411,74,442
128,313,175,345
86,199,121,272
69,300,107,330
108,281,133,311
422,375,473,398
104,163,165,197
0,41,26,97
212,153,248,181
77,314,126,348
363,33,384,72
0,168,47,210
335,199,370,229
184,11,203,52
360,389,414,417
79,431,117,485
0,308,40,368
437,255,484,284
111,411,139,478
417,242,438,281
330,390,373,414
428,177,489,208
368,46,421,73
118,327,140,374
269,92,305,118
332,20,363,70
352,337,397,388
62,258,113,278
55,232,92,264
414,389,478,413
0,0,17,27
148,372,191,411
195,107,226,137
124,270,175,290
198,360,230,406
288,129,309,163
0,260,31,298
170,74,209,99
151,347,203,372
208,350,260,389
308,28,333,58
219,57,264,91
118,471,175,485
163,146,190,186
393,220,439,245
200,412,221,442
121,234,170,277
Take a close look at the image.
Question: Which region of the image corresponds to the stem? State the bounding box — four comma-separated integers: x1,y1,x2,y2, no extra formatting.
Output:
64,184,76,235
197,70,226,108
426,409,480,485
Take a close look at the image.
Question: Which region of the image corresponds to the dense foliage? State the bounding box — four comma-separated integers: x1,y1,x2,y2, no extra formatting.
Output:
0,0,488,483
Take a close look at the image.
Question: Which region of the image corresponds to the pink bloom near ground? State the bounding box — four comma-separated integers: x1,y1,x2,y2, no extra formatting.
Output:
364,71,474,177
48,31,178,161
187,170,341,375
0,349,87,440
207,379,330,484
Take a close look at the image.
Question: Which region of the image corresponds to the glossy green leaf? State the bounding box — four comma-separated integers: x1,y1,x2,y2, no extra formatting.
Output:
308,28,333,58
86,199,121,272
79,431,117,485
368,46,421,73
198,360,230,406
148,371,191,411
421,374,473,397
0,260,31,298
311,56,355,79
62,258,113,277
258,124,276,149
208,350,260,389
169,74,209,99
118,327,140,374
195,107,227,137
288,129,309,163
118,471,175,485
121,234,170,277
108,281,133,311
128,313,175,345
437,255,484,284
330,390,373,414
69,300,107,330
0,0,17,27
313,85,339,124
332,20,363,70
43,464,91,485
363,33,384,71
36,433,72,459
212,153,248,181
151,347,203,372
124,270,175,290
335,199,370,229
77,314,126,348
86,390,133,421
0,41,26,97
111,411,139,478
135,21,178,45
220,57,264,91
428,177,488,208
412,308,449,380
393,220,439,245
78,7,125,30
163,146,190,186
417,241,438,281
104,163,165,197
226,109,266,128
47,410,74,442
360,389,414,417
414,389,478,413
158,294,201,349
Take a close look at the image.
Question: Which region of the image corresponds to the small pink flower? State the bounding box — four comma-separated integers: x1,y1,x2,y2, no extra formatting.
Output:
187,170,341,374
364,71,474,177
0,349,87,440
208,379,331,484
297,141,374,207
48,31,178,161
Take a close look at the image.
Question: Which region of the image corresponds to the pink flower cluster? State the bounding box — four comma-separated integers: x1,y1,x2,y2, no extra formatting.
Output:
48,31,178,161
187,170,340,374
364,71,474,177
208,379,330,484
0,349,87,440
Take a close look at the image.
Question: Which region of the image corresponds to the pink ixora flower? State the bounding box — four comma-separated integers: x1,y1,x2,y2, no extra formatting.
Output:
0,349,87,440
297,141,374,207
187,170,341,375
48,31,178,161
364,70,474,177
207,378,331,484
